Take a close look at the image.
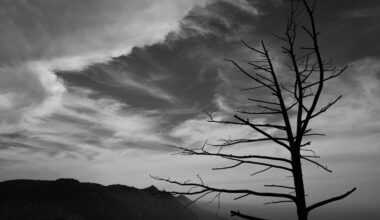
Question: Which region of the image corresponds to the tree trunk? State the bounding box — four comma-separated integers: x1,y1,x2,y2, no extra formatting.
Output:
292,151,308,220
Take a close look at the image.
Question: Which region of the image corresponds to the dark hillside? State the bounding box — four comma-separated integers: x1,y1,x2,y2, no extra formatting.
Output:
0,179,198,220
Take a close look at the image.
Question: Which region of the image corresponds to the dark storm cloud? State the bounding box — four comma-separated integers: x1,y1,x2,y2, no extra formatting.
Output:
59,0,263,124
252,0,380,63
58,0,380,138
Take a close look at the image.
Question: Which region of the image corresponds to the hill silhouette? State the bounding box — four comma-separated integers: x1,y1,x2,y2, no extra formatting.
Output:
0,178,227,220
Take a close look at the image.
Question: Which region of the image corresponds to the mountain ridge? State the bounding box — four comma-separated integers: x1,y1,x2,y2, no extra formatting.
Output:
0,178,227,220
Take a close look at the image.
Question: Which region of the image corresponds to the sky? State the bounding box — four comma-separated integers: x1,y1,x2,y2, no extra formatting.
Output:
0,0,380,219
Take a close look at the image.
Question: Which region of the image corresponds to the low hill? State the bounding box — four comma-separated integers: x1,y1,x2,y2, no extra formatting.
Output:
0,178,227,220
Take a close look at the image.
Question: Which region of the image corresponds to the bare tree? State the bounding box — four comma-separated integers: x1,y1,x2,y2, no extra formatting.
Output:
152,1,356,220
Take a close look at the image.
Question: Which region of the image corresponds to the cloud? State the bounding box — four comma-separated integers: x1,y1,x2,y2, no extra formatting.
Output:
0,86,173,157
0,62,65,132
58,0,263,118
309,58,380,137
0,0,274,184
2,0,378,158
0,0,209,156
0,0,208,132
0,0,207,65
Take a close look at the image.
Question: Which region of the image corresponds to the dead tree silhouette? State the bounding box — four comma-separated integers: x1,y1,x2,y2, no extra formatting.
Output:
152,0,356,219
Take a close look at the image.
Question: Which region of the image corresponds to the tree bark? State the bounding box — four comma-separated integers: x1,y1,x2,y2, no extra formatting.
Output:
292,150,308,220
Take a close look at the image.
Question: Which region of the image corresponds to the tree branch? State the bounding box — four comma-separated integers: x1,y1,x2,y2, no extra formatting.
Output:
165,144,292,164
238,110,283,115
302,66,347,90
211,138,288,147
309,95,342,119
231,210,271,220
264,184,295,190
205,112,286,130
251,167,272,176
151,175,296,201
264,200,294,205
225,59,277,93
301,156,332,173
213,161,244,170
307,187,357,213
234,115,290,150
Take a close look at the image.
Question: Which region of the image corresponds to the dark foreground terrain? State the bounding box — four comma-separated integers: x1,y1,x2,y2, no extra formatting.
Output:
0,179,228,220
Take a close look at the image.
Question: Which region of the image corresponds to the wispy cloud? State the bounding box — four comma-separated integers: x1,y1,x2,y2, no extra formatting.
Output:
0,86,173,156
310,58,380,137
0,62,65,132
0,0,208,159
0,0,207,133
0,0,207,64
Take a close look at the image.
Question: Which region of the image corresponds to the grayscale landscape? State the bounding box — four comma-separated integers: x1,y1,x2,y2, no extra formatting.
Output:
0,0,379,219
